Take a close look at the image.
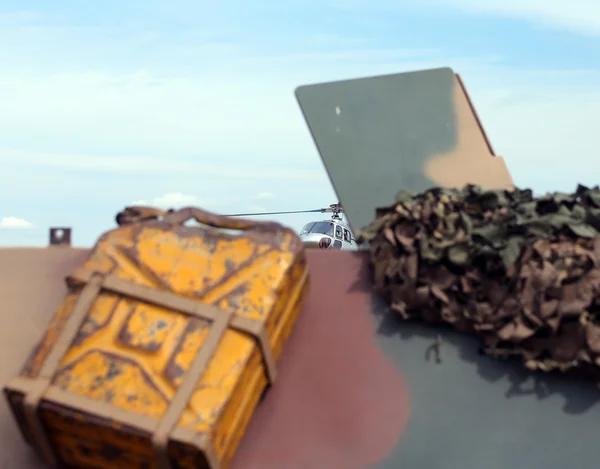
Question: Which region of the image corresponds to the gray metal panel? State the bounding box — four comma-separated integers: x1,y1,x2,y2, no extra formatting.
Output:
295,67,457,232
369,302,600,469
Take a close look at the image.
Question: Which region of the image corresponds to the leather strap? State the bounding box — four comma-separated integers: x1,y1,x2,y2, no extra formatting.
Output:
152,309,233,469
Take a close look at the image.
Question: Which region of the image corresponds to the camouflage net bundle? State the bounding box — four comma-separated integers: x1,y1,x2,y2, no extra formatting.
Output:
358,184,600,378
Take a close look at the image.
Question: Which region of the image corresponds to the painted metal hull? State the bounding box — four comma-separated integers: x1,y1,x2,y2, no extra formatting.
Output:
1,247,598,469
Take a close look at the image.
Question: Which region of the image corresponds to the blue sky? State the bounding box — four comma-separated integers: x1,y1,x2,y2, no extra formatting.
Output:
0,0,599,246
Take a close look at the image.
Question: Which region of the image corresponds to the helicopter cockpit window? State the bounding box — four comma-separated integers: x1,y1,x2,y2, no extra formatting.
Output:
309,222,334,236
300,222,316,235
335,225,343,239
343,229,351,242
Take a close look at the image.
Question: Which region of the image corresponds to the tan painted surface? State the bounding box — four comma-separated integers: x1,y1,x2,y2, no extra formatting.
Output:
0,247,91,469
0,248,409,469
425,75,514,190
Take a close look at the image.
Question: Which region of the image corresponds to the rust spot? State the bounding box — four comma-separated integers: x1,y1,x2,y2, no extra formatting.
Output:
118,304,177,353
76,443,92,457
52,350,170,413
117,243,175,292
164,318,211,384
225,258,236,273
20,293,79,378
74,297,123,346
205,247,274,296
20,342,44,377
100,442,126,460
212,284,251,310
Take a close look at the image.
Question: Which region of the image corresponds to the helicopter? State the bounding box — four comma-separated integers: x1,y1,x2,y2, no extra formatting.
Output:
224,203,358,251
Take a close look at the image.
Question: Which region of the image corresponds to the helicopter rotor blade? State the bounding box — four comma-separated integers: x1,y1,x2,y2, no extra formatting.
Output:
223,209,325,217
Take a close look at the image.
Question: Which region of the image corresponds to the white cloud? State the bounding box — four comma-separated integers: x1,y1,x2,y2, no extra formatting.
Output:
255,191,276,200
131,192,220,209
0,71,316,169
327,0,600,36
246,205,267,213
0,216,34,229
0,148,321,181
426,0,600,36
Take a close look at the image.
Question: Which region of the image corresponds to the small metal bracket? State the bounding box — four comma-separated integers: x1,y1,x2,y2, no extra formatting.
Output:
49,227,72,246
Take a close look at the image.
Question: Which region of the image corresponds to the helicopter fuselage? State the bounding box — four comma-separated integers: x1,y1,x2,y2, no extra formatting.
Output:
298,218,358,251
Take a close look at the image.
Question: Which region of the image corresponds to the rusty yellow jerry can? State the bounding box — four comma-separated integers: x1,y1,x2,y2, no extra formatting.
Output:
3,207,310,469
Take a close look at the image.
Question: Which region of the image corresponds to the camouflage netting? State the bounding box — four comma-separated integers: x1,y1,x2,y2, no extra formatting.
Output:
357,184,600,378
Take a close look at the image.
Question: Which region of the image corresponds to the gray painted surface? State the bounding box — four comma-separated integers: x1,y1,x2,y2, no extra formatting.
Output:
368,297,600,469
295,67,457,232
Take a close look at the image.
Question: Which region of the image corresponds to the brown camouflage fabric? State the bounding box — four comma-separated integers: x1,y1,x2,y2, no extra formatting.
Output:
358,184,600,380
